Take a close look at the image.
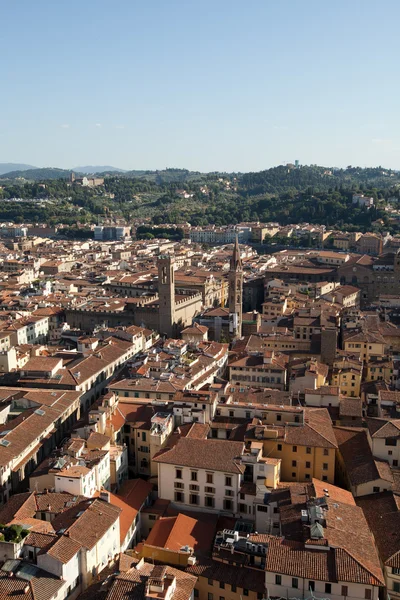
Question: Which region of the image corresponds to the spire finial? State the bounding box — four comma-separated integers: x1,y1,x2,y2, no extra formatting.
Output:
230,234,242,271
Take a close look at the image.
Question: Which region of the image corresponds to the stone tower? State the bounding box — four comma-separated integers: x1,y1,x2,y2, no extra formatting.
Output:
228,235,243,339
158,255,175,338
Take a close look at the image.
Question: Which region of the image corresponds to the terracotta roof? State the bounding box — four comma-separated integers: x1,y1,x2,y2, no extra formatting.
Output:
153,437,245,474
119,552,141,573
24,531,57,551
51,498,121,550
305,386,340,396
145,512,216,554
107,562,197,600
87,431,111,448
274,482,384,585
367,418,400,439
186,422,210,439
265,537,383,586
334,427,392,487
181,323,208,335
285,408,337,449
45,534,82,564
356,492,400,567
0,492,37,524
339,396,362,418
0,568,64,600
109,479,153,544
186,557,265,592
229,353,288,370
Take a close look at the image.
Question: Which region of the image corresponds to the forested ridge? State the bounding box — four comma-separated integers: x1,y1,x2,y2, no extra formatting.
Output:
0,164,399,232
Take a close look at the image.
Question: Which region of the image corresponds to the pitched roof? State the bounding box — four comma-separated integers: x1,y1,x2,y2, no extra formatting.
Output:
153,438,245,474
367,418,400,439
145,512,216,554
0,492,37,524
106,562,197,600
356,492,400,567
51,498,121,550
186,557,265,592
265,537,383,586
45,534,82,564
0,567,64,600
334,427,393,486
274,482,384,586
109,479,153,543
285,408,337,449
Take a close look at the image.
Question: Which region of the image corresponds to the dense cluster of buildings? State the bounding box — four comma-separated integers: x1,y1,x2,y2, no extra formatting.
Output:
0,221,399,600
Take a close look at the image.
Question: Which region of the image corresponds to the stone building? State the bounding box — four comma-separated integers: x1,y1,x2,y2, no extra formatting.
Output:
338,251,400,307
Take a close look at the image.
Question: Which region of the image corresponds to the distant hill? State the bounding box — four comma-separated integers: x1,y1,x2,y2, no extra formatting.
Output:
0,163,36,176
0,167,72,181
121,168,207,184
73,165,126,174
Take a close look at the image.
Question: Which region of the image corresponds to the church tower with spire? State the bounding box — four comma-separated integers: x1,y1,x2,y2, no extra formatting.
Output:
228,235,243,339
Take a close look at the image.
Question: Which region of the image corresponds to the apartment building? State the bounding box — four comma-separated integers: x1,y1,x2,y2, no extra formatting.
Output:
334,427,394,497
265,485,384,600
289,359,329,395
261,296,288,321
155,438,245,515
0,389,81,504
0,560,68,600
229,350,288,391
366,417,400,468
105,560,197,600
365,358,396,385
0,492,121,595
18,336,141,410
110,403,174,479
50,496,121,588
107,479,153,551
357,492,400,600
139,509,218,567
343,330,387,361
246,408,337,484
0,315,50,345
331,354,363,397
356,233,383,255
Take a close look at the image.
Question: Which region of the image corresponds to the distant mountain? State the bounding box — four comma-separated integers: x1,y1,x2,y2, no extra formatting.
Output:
0,163,37,176
73,165,126,174
0,167,71,181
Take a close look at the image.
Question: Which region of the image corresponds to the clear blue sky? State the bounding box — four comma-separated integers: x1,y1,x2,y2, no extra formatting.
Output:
1,0,399,172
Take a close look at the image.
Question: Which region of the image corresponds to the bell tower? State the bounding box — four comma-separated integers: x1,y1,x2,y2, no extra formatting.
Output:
228,235,243,339
158,255,175,338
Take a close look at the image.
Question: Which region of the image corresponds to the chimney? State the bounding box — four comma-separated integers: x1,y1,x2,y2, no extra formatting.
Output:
100,490,110,503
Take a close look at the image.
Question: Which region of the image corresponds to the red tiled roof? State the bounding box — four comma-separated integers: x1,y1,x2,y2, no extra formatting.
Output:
153,438,245,474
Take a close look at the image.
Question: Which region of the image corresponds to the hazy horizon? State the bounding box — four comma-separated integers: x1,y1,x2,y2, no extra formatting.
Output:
0,161,397,174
